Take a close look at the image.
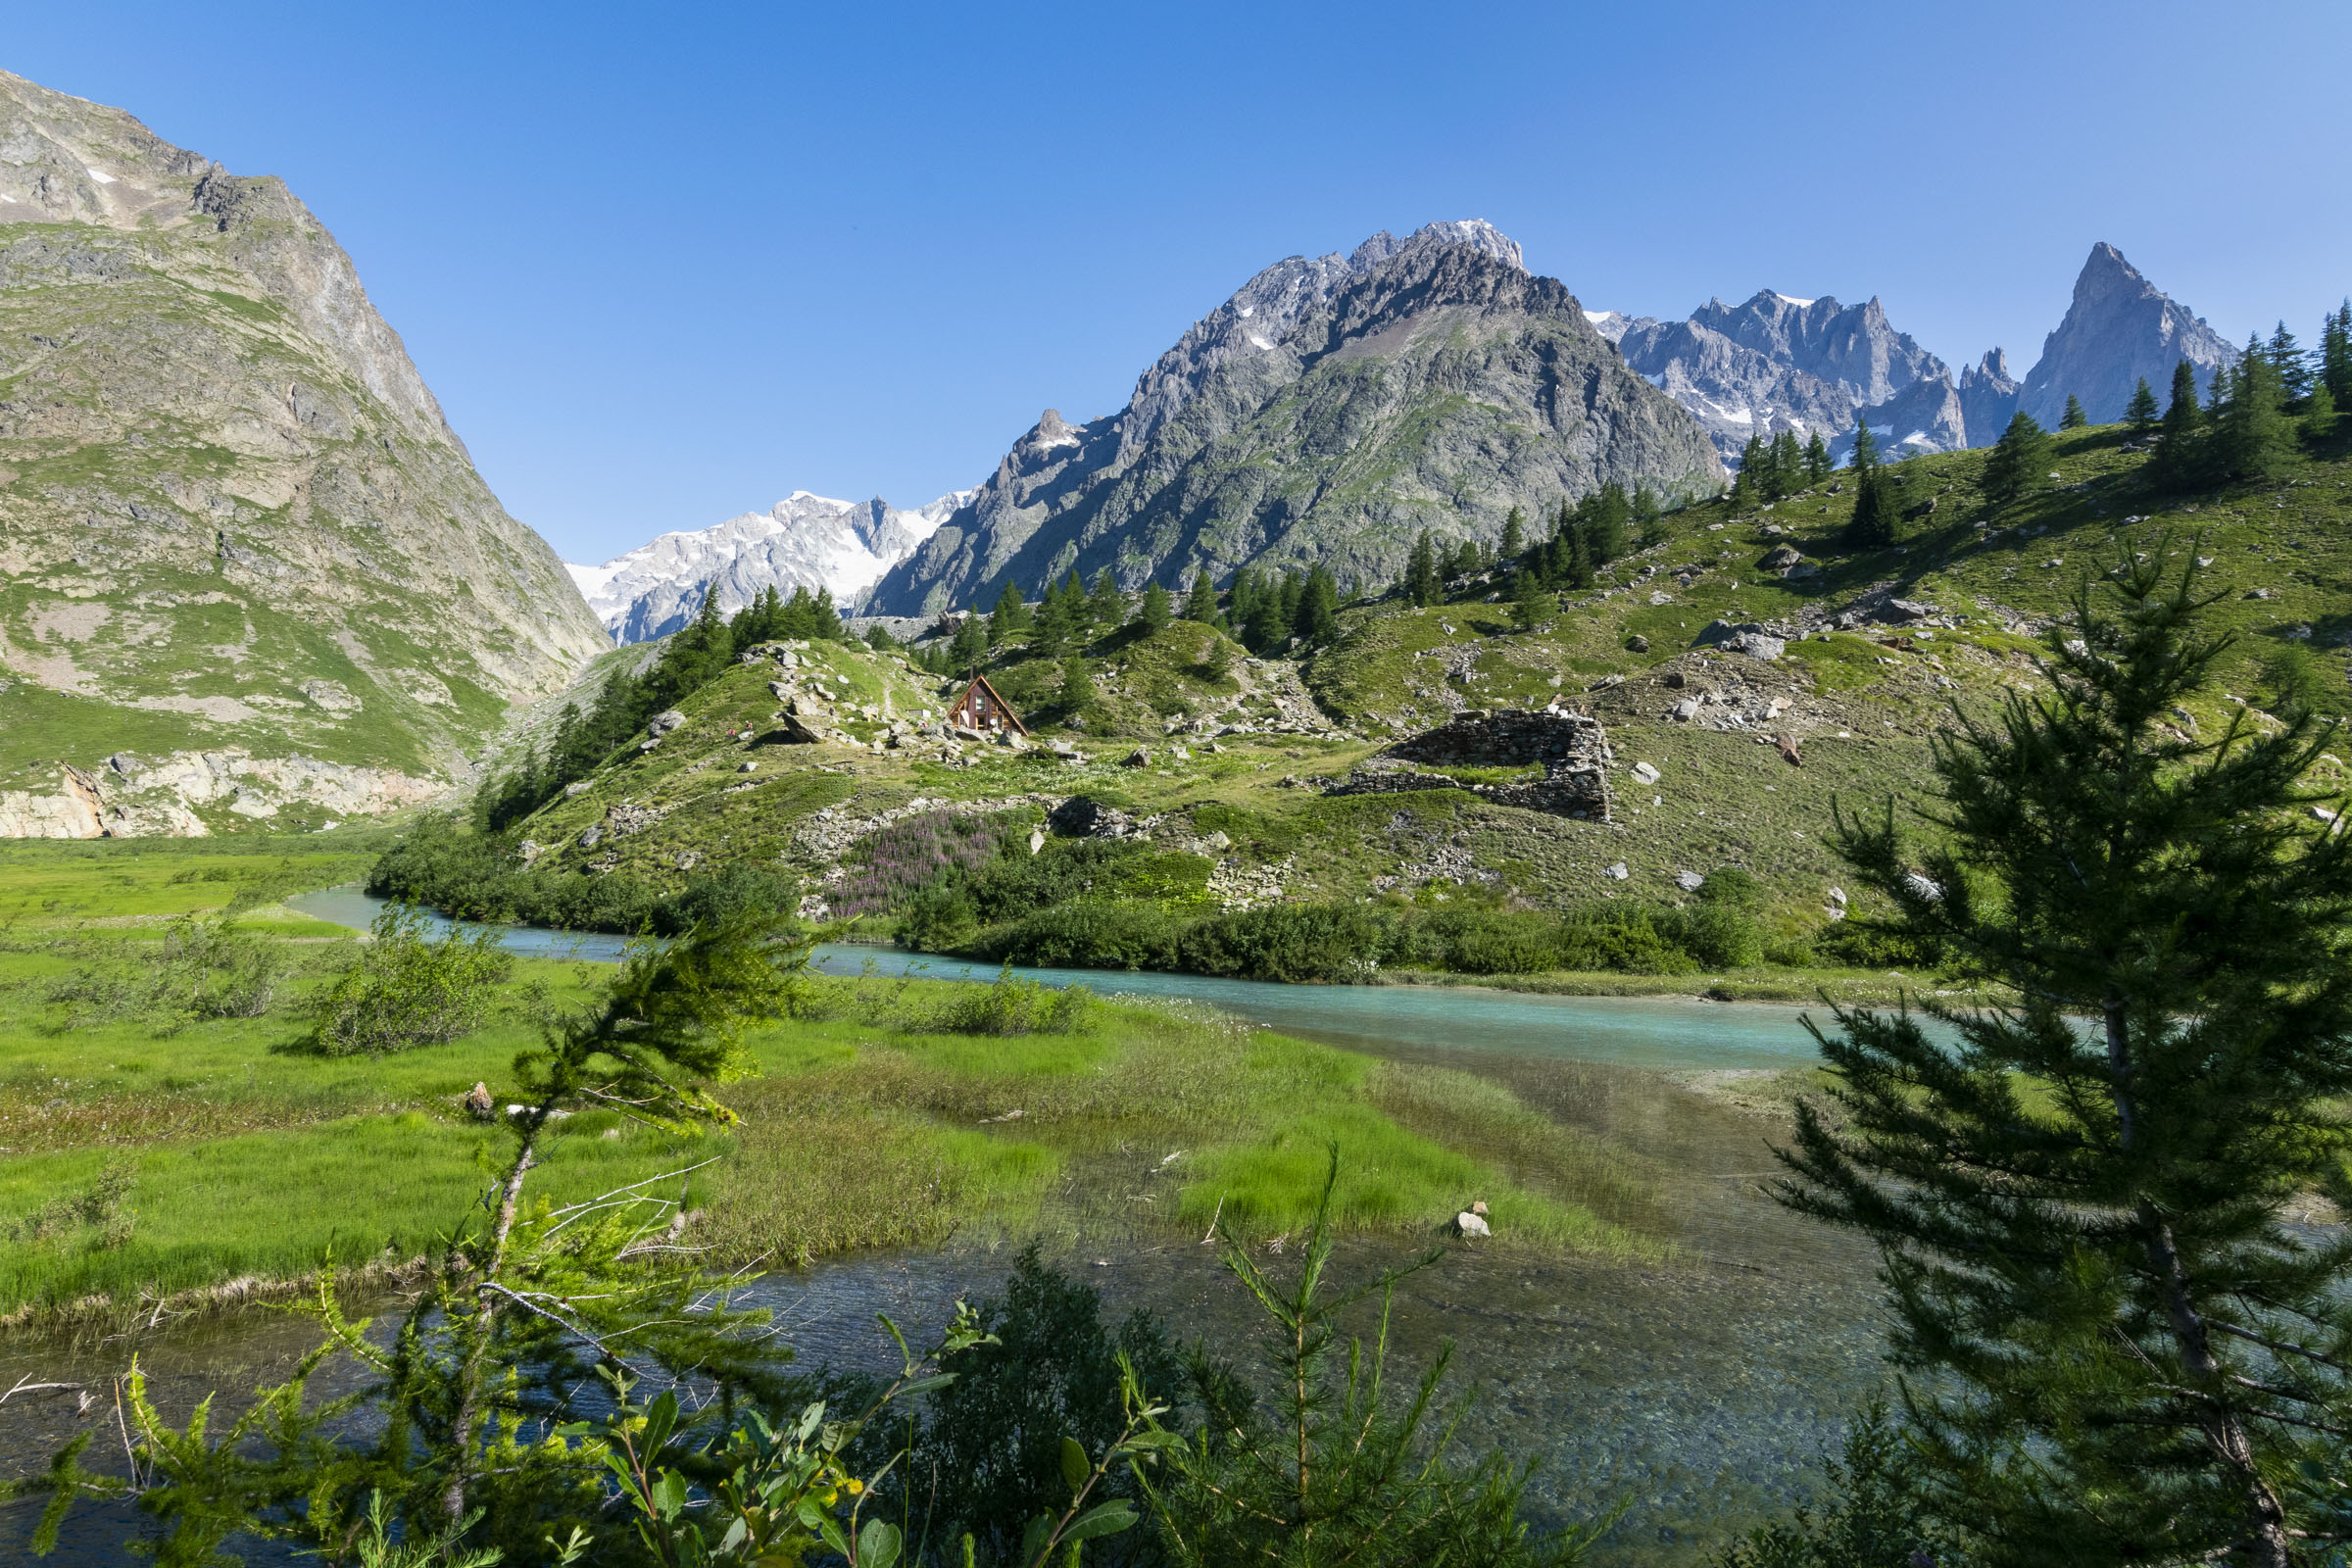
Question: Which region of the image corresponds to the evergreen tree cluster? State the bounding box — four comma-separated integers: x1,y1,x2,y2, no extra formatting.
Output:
2144,309,2347,490
1227,563,1341,654
475,584,847,833
1731,428,1833,507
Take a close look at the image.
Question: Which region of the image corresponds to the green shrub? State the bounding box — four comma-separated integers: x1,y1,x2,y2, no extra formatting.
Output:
1555,905,1700,974
930,966,1095,1035
302,904,514,1055
988,901,1187,970
160,916,293,1019
897,884,978,951
1179,903,1397,982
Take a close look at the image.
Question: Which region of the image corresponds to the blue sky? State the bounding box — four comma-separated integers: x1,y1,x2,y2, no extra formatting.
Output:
12,1,2348,564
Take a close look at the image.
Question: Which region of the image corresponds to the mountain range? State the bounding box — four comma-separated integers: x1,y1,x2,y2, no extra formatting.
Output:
589,235,2242,641
568,489,968,642
0,69,606,833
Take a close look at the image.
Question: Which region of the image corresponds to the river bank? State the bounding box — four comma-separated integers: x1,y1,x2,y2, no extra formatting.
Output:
0,844,1888,1563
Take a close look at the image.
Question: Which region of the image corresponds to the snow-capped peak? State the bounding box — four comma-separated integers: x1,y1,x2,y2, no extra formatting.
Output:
572,487,974,644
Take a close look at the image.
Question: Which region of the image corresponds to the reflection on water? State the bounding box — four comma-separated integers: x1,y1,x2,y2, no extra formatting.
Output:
2,894,1894,1562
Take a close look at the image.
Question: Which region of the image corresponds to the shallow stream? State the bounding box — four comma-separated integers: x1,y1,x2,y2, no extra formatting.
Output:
1,892,1897,1564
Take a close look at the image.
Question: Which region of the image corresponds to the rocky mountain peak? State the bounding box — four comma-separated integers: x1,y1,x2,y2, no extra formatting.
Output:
2017,243,2237,426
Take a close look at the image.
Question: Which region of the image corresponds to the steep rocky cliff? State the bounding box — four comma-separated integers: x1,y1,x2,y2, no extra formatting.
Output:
0,70,608,833
862,221,1723,615
2017,242,2238,426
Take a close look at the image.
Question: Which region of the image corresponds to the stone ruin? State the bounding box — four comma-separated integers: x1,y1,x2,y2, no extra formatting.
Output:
1324,708,1613,823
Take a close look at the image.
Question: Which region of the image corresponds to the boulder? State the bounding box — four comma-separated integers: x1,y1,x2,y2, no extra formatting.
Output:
1672,698,1700,721
577,826,603,850
1122,748,1152,768
1625,633,1649,653
1675,869,1705,893
647,710,687,739
1604,861,1630,881
1049,796,1134,839
1663,669,1687,689
1760,544,1802,570
1630,760,1660,784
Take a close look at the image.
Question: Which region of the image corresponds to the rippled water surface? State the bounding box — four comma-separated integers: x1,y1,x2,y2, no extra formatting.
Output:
1,892,1896,1563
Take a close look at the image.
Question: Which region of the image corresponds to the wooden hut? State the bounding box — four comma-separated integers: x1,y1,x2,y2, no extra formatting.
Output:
948,672,1027,736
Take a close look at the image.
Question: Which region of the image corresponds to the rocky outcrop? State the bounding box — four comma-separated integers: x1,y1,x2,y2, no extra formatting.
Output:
573,490,971,644
2017,243,2238,427
863,221,1723,614
0,69,608,817
0,749,439,837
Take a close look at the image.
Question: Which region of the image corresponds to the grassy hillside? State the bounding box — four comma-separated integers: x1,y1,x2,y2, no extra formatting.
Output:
389,416,2352,992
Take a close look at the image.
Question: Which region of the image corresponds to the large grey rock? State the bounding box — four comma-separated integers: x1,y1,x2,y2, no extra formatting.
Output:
2017,243,2238,427
863,222,1723,614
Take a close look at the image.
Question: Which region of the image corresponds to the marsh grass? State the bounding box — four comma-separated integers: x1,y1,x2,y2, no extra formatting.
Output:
705,983,1666,1267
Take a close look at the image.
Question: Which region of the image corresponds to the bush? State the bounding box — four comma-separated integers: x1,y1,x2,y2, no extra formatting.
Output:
303,903,514,1055
1179,903,1397,982
650,863,798,936
161,916,293,1019
988,901,1188,970
896,884,979,951
930,966,1095,1035
1555,904,1700,974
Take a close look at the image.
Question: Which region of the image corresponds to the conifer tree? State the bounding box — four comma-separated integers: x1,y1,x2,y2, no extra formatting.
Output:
1778,549,2352,1565
2301,377,2337,446
1564,516,1595,590
1499,506,1525,561
988,580,1031,646
1132,581,1173,635
1507,564,1551,631
1056,653,1094,714
1802,430,1832,482
1183,568,1219,625
1633,483,1665,547
1731,434,1766,507
1980,410,2051,508
2207,362,2231,418
1586,482,1630,564
1242,587,1287,655
2267,319,2310,403
2061,393,2089,429
2322,303,2352,407
2153,358,2206,488
2221,332,2295,481
2125,376,2160,434
1293,565,1340,647
1088,567,1123,628
948,611,987,673
1848,416,1880,472
1402,531,1441,608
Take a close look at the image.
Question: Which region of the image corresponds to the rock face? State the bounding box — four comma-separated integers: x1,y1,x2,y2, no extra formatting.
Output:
2016,242,2239,428
573,489,970,644
0,69,608,823
1607,290,1980,460
1957,349,2023,446
0,750,439,838
862,221,1723,615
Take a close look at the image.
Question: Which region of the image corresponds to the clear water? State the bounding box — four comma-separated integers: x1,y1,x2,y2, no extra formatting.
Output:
284,886,1851,1071
1,891,1900,1563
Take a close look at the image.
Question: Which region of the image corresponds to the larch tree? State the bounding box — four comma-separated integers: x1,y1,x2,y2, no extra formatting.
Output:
1779,550,2352,1566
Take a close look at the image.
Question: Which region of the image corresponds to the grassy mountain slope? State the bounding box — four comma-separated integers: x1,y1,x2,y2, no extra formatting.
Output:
0,70,608,826
410,416,2351,987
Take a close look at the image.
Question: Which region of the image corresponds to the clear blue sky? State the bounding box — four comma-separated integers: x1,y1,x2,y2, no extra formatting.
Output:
12,1,2348,564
